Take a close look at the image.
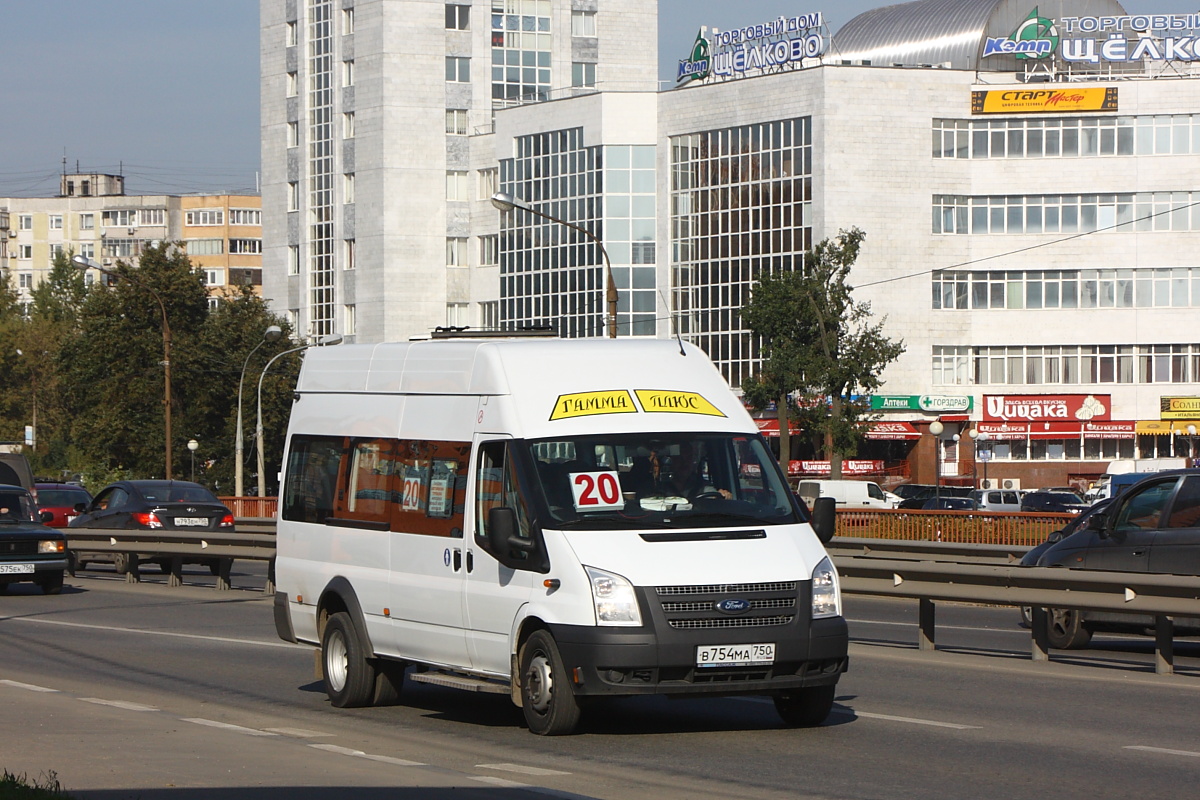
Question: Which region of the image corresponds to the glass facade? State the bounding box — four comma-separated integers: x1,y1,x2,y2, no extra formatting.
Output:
933,191,1200,235
932,268,1200,310
933,114,1200,160
307,0,336,336
491,0,552,107
932,343,1200,386
670,118,813,387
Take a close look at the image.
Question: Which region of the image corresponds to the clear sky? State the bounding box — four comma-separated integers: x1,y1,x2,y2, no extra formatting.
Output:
0,1,1195,196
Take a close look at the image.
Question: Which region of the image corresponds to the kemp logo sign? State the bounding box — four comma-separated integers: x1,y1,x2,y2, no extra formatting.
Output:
984,394,1110,422
677,30,711,84
984,7,1060,59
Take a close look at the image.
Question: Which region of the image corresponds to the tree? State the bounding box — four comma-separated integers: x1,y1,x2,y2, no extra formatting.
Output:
742,228,905,479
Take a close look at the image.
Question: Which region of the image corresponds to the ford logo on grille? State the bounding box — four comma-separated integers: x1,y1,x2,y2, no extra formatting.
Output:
716,598,751,614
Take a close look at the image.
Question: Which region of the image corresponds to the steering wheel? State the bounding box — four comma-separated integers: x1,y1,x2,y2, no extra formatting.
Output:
693,490,727,501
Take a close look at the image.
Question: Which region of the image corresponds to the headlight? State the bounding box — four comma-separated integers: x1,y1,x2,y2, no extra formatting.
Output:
39,540,65,554
811,556,841,618
585,566,642,626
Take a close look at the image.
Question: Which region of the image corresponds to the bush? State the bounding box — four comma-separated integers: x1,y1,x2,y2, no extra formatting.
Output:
0,770,72,799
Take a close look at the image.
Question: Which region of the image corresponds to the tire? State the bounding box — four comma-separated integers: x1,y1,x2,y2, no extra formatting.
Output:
112,553,130,574
321,612,377,708
1046,608,1093,650
156,560,172,574
0,582,8,594
1019,606,1032,629
519,630,581,736
774,685,836,727
38,571,65,596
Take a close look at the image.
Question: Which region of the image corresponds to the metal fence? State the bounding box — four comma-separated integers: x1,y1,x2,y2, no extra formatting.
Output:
834,508,1072,546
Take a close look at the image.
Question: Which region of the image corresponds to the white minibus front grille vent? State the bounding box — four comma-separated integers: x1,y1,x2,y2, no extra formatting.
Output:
656,581,797,596
661,598,795,613
669,616,793,630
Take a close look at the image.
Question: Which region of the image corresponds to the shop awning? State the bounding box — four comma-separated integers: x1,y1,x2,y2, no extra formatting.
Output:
863,421,921,440
1082,421,1136,439
1136,420,1200,434
754,419,801,436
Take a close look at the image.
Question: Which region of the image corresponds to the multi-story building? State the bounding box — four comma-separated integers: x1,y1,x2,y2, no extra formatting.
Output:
259,0,659,343
1,174,262,310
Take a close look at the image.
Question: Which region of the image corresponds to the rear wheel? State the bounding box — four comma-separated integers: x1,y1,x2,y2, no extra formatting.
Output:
774,685,836,727
321,612,376,708
1046,608,1092,649
112,553,130,574
519,630,581,736
38,570,65,595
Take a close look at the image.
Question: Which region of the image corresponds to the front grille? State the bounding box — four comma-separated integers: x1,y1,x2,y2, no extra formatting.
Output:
669,615,793,630
654,581,801,631
0,541,37,556
656,581,797,596
661,598,795,613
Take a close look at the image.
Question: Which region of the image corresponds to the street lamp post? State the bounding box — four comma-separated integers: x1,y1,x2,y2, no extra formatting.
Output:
236,326,283,497
73,254,174,478
188,439,199,482
1188,424,1198,468
490,191,618,339
929,420,944,501
967,428,979,489
977,431,991,488
256,334,343,497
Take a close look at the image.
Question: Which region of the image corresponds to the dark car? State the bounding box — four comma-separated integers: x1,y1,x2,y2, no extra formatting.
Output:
1021,469,1200,648
919,496,980,511
34,482,93,528
0,483,69,594
1019,491,1089,514
70,480,235,573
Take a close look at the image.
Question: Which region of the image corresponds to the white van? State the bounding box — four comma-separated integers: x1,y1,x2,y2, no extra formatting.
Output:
795,479,898,509
273,337,847,735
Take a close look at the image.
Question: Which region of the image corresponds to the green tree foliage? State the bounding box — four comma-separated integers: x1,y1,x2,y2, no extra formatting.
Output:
742,228,905,478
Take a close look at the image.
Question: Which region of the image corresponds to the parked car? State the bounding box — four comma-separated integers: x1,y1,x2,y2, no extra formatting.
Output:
1021,470,1200,648
969,488,1023,512
34,482,93,527
69,480,235,573
794,478,899,509
1019,491,1089,514
919,496,980,511
0,483,69,594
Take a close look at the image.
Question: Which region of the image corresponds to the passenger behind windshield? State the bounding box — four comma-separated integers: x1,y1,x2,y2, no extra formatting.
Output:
526,433,799,529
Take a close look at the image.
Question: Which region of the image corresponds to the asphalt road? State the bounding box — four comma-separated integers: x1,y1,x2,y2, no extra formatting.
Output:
2,562,1199,800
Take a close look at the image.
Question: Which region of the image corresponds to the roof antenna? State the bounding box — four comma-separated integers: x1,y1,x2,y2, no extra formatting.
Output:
658,288,686,356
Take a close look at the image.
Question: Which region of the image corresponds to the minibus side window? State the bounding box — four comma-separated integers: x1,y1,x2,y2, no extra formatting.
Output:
282,435,346,524
475,440,534,557
336,438,395,525
392,439,471,537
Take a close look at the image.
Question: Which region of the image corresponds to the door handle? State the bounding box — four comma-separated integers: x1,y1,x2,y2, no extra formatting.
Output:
453,548,462,571
466,550,474,573
1132,549,1146,556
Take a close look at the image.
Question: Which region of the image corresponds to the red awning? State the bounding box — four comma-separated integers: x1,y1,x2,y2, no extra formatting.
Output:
754,418,801,436
1027,421,1081,439
864,421,921,440
1082,421,1136,439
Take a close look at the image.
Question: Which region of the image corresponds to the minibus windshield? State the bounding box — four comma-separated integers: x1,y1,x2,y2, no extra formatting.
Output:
525,432,801,530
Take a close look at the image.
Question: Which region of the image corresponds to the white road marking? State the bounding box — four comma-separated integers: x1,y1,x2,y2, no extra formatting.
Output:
309,743,424,767
182,718,279,736
263,727,330,738
2,616,299,649
476,763,572,776
79,698,158,712
742,696,980,729
1125,745,1200,758
0,679,59,692
473,776,531,788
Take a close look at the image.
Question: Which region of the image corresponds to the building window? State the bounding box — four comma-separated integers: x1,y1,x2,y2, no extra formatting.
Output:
343,111,354,139
343,59,354,86
572,10,596,37
446,108,468,135
479,234,498,266
48,215,63,230
204,268,224,286
286,20,297,46
344,304,356,335
230,238,263,255
80,213,94,230
446,4,469,30
477,167,498,200
479,301,499,329
491,3,551,105
342,8,354,34
78,243,94,259
289,245,301,275
18,245,31,259
343,173,355,204
287,71,298,97
139,209,165,226
185,239,224,256
447,237,468,267
18,215,31,230
447,302,469,327
446,170,469,201
18,273,33,289
344,239,355,270
446,56,470,83
102,210,136,228
185,209,224,226
933,191,1200,235
288,121,299,147
288,182,300,211
229,209,261,226
571,62,596,88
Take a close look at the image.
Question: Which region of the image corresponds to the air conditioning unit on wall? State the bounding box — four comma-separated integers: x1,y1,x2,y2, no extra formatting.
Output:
1002,478,1021,490
978,478,996,490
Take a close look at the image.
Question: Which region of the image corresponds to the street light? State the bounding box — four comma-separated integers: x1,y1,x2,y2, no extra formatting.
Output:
490,191,618,339
255,334,343,497
976,431,991,488
188,439,199,482
1188,424,1197,467
929,420,944,501
967,428,979,489
235,325,283,497
73,254,174,478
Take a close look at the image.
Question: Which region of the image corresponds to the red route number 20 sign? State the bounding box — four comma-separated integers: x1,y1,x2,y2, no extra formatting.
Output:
570,471,624,511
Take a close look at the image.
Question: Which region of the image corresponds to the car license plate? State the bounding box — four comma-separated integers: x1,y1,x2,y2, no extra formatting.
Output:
696,643,775,668
174,517,208,527
0,564,36,575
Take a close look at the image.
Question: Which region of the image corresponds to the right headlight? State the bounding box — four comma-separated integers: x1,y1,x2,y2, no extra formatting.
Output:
811,556,841,619
585,566,642,626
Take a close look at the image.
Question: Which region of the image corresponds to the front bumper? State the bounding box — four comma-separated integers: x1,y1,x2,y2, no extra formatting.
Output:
0,557,69,580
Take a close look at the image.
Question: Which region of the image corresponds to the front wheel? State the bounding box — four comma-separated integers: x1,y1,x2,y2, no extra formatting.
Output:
774,685,836,727
519,630,581,736
38,571,65,595
321,612,376,708
1045,608,1092,649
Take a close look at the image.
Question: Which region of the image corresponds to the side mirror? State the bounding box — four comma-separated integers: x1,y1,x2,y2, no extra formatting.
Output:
1084,509,1111,538
40,511,55,524
73,502,88,514
486,506,536,554
811,496,836,545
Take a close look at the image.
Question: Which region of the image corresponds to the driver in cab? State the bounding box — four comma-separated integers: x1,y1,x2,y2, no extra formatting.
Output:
660,443,732,500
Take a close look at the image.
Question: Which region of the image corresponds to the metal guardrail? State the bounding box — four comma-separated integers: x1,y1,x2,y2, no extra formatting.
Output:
64,524,276,593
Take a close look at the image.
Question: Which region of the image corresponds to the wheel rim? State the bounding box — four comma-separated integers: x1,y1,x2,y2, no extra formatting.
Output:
1050,608,1073,637
326,630,349,692
525,651,553,714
